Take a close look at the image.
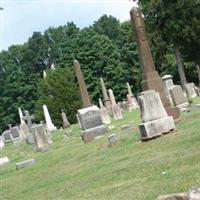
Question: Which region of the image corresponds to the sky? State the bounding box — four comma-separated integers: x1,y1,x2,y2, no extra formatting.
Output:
0,0,137,51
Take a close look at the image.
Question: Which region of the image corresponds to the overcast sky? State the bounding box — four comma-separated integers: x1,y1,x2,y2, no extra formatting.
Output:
0,0,137,51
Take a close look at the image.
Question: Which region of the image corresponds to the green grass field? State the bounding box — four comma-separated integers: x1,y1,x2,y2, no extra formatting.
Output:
1,99,200,200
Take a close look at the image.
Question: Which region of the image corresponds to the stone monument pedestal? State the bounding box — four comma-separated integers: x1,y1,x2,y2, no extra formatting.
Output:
77,105,107,143
139,90,176,141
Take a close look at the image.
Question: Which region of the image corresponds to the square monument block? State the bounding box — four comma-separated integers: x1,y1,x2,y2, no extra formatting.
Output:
81,125,107,144
139,116,175,140
77,106,103,130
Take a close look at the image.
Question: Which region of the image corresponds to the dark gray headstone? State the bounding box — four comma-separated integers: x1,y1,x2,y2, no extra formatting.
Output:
108,134,118,146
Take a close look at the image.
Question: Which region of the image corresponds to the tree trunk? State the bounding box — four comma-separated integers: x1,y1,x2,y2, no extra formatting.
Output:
174,44,187,91
196,64,200,86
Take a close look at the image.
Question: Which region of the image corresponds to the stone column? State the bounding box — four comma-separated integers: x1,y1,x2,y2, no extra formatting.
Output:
197,64,200,86
43,105,57,132
130,7,180,121
127,82,133,97
108,89,117,105
74,60,92,108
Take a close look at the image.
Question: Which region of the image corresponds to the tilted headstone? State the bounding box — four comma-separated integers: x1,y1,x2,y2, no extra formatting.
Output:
74,60,107,143
100,78,112,109
138,90,176,141
31,124,48,152
0,136,5,150
43,105,57,132
99,98,111,125
108,89,123,120
169,85,189,111
108,134,118,146
0,157,9,166
16,159,35,170
130,7,180,121
61,109,71,129
2,130,12,143
186,83,197,98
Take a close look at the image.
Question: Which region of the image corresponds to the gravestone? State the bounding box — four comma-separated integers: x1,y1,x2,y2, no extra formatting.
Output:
162,75,174,106
16,159,35,170
43,105,57,132
99,98,111,125
186,83,197,98
31,124,48,152
2,130,12,143
100,78,112,109
61,109,71,129
108,89,123,120
0,157,9,166
139,90,176,141
130,7,180,121
11,126,22,143
18,108,29,139
23,110,34,144
127,82,139,109
108,134,118,146
74,60,107,143
77,106,107,143
0,136,4,150
169,85,189,111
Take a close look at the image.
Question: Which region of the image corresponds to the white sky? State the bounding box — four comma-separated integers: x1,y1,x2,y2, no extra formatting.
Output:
0,0,137,51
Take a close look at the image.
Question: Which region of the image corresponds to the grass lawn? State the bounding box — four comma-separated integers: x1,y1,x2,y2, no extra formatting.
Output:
1,98,200,200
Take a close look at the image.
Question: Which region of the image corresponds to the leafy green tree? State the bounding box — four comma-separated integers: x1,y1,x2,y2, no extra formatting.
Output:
35,68,81,127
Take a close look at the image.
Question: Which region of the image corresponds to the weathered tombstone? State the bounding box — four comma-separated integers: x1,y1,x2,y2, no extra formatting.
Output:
11,126,22,143
108,89,123,120
31,124,48,152
99,98,111,125
100,78,112,109
186,83,197,98
127,82,139,109
43,105,57,132
162,75,175,106
16,159,35,170
108,134,118,146
2,130,12,143
121,124,132,131
74,60,107,143
138,90,175,141
0,157,9,166
169,85,189,111
18,108,29,139
22,110,35,144
61,109,71,129
130,7,180,121
0,136,5,150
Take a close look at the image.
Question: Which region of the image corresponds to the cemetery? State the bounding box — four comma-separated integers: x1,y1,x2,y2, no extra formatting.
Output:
1,1,200,200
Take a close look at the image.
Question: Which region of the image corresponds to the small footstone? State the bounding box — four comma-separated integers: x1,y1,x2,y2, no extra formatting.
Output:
0,157,9,166
121,124,131,131
108,134,118,146
16,159,35,170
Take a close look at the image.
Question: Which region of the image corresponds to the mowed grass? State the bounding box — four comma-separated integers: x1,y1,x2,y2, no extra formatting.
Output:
1,99,200,200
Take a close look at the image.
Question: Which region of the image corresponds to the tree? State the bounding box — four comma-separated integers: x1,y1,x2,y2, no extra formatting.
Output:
35,68,81,127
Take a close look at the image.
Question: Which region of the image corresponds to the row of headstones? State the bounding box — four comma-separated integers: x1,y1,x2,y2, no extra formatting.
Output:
162,74,200,111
